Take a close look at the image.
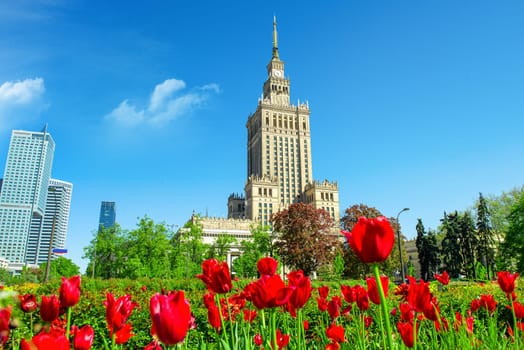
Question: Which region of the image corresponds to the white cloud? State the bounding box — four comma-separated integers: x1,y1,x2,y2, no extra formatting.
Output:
0,78,47,130
105,78,219,127
149,78,185,112
0,78,45,104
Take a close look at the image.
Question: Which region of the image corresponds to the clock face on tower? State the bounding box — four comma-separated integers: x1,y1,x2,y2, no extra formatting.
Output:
274,70,282,77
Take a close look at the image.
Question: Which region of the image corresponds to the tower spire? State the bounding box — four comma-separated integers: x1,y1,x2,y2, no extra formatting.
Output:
272,16,279,59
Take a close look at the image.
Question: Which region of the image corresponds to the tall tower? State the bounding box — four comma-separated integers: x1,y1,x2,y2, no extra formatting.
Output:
0,128,55,264
244,18,314,225
99,201,116,230
26,179,73,265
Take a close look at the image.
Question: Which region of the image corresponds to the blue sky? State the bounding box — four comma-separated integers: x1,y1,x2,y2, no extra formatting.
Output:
1,1,523,272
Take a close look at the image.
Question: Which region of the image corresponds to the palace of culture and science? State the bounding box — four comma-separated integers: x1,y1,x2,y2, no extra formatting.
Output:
193,19,340,259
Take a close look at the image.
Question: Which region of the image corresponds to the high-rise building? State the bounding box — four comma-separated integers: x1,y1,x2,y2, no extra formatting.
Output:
228,18,339,226
98,201,116,230
26,179,73,265
0,128,55,264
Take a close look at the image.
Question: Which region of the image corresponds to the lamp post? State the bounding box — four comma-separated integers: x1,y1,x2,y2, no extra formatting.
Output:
396,207,410,282
44,188,58,283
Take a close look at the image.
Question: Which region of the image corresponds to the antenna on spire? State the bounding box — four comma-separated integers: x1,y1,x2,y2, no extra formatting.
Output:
272,15,279,59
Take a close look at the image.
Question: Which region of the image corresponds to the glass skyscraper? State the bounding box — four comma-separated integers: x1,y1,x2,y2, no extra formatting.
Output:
99,201,116,230
26,179,73,265
0,128,55,264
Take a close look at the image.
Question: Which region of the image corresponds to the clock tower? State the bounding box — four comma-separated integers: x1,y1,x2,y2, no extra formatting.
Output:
227,18,340,227
263,17,290,106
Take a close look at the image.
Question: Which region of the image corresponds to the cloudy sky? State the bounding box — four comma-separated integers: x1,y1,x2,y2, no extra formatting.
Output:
1,1,523,271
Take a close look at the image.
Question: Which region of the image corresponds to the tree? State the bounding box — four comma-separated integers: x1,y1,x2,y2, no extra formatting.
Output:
206,234,237,261
121,217,173,279
459,212,478,279
476,193,496,279
83,224,126,278
416,219,430,280
501,194,524,272
440,211,463,278
272,203,341,277
39,256,80,281
233,224,273,278
170,214,209,279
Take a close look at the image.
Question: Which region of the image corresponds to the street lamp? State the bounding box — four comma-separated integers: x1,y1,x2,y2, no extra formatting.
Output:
44,188,58,282
396,207,410,282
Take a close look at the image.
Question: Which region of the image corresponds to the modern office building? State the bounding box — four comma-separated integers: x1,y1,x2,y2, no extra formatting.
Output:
26,179,73,265
98,201,116,230
0,127,55,264
228,18,340,226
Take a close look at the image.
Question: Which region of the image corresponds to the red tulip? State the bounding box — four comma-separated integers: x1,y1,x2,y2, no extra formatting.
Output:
28,328,70,350
196,259,232,294
244,275,292,309
286,270,312,317
19,294,38,313
316,297,328,312
479,294,497,314
257,257,278,276
40,295,60,322
434,271,450,285
340,285,356,304
399,303,415,322
0,307,11,346
104,293,136,334
274,329,289,349
366,276,389,305
470,298,481,312
326,342,341,350
364,315,373,328
59,275,81,308
326,323,345,343
497,271,519,296
509,301,524,319
318,285,329,299
243,309,257,323
397,322,415,348
114,323,133,344
327,296,342,319
150,291,191,346
144,340,162,350
72,325,94,350
455,312,474,334
406,277,431,314
206,303,222,330
354,285,369,311
303,320,309,330
341,216,395,263
254,333,263,346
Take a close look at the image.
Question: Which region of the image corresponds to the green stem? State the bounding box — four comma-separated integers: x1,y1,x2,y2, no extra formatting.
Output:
271,310,277,350
297,309,303,350
510,294,520,348
373,264,394,350
413,316,417,350
65,307,72,339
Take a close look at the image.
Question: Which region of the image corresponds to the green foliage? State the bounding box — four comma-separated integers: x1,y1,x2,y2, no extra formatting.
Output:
501,193,524,272
170,214,209,279
206,233,237,261
232,224,273,277
476,193,496,279
121,216,173,278
83,224,125,278
416,219,440,280
39,256,80,280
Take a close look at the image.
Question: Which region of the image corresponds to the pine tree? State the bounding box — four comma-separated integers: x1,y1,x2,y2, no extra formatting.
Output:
476,193,495,279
